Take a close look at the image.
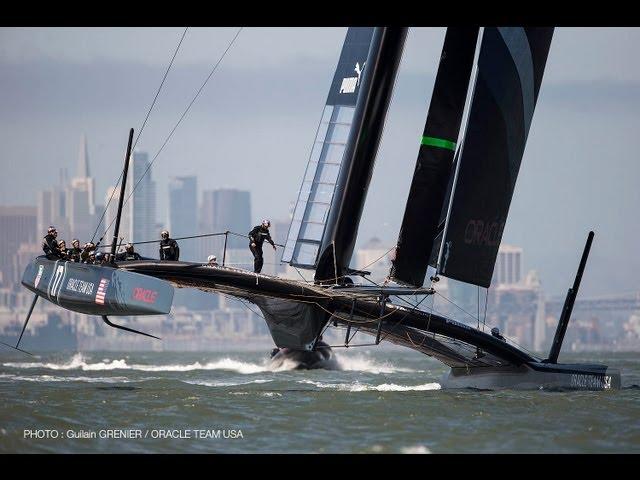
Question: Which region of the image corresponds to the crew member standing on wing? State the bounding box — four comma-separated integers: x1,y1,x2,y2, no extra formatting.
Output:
248,220,276,273
159,230,180,261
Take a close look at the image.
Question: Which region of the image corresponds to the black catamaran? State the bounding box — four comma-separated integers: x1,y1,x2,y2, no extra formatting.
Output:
10,27,621,390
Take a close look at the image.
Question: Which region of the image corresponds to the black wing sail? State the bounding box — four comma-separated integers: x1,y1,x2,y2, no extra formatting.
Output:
283,27,408,282
437,27,554,287
390,28,479,287
282,28,375,269
314,27,408,283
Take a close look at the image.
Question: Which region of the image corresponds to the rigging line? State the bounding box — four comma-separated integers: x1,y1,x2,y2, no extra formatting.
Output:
316,303,397,325
227,231,286,248
348,326,360,344
420,276,438,346
293,265,312,284
313,244,396,285
91,170,123,244
132,27,189,153
360,275,431,310
231,296,266,322
482,287,489,330
100,27,243,241
357,274,434,343
117,231,228,246
91,27,189,244
100,230,287,248
432,285,536,357
477,285,480,330
379,290,431,344
433,290,482,325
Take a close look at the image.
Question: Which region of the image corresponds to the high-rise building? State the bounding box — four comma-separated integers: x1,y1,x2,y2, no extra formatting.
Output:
65,135,96,241
493,244,523,286
13,242,41,289
127,151,156,257
356,237,392,282
102,151,156,257
168,176,197,261
0,207,37,287
103,186,128,251
37,187,69,240
199,189,251,262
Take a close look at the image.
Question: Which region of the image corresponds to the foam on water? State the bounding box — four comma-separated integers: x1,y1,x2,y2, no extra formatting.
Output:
334,353,421,374
298,379,441,392
183,378,273,388
0,373,133,383
2,353,301,374
3,352,419,376
400,445,432,454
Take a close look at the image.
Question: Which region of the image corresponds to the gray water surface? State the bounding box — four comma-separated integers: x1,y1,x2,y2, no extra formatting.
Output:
1,349,638,453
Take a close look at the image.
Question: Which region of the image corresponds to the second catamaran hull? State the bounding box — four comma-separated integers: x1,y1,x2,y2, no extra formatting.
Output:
269,344,337,370
118,261,622,390
442,363,621,391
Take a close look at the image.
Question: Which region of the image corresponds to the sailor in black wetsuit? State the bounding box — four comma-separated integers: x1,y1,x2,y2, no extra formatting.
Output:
58,240,69,260
116,243,142,261
248,220,276,273
68,239,82,262
491,327,505,341
81,242,96,263
42,226,62,259
159,230,180,261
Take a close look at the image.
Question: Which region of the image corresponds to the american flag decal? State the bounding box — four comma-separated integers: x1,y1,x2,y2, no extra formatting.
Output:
95,278,109,305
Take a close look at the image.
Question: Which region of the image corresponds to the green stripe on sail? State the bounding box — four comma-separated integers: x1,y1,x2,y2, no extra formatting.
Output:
421,136,456,151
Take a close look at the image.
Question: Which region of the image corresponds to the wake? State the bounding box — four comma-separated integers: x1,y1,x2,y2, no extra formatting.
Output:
2,353,297,374
298,379,441,392
3,352,422,375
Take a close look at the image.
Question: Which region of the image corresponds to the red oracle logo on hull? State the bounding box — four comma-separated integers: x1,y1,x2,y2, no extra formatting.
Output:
132,287,158,304
464,220,505,247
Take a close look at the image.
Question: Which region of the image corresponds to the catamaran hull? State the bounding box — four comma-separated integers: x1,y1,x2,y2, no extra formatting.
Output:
442,363,622,391
269,345,337,370
22,257,174,316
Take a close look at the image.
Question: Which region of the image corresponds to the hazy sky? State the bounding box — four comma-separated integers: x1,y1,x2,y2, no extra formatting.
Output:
1,27,639,297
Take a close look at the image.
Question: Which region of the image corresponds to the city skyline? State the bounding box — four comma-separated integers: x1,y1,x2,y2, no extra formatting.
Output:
1,164,639,353
1,28,639,297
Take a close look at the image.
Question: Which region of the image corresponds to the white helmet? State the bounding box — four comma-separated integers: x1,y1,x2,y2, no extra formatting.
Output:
262,219,271,228
207,255,217,263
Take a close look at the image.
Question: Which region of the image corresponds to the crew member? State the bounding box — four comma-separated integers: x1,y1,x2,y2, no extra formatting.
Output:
81,242,96,263
58,240,69,260
491,327,505,341
159,230,180,261
69,239,82,262
116,243,142,261
42,226,62,259
206,254,218,267
248,220,276,273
